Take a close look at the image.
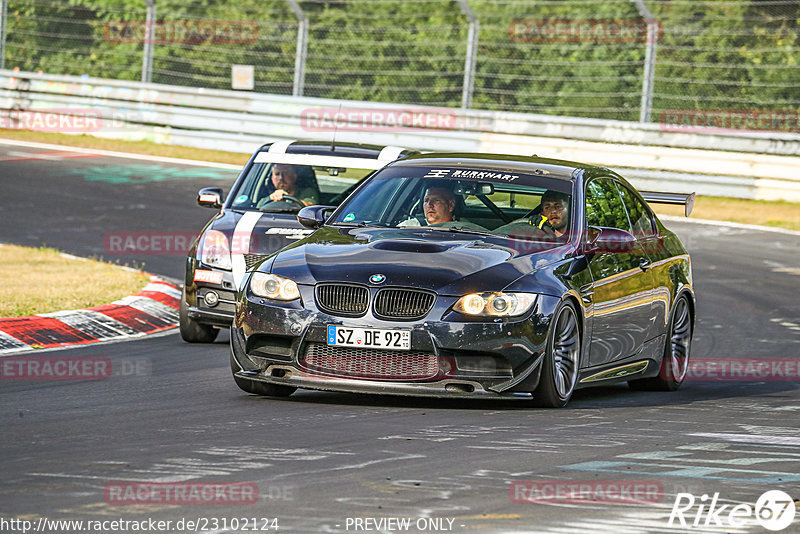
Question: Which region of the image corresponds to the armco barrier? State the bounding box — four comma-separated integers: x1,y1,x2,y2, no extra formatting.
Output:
1,70,799,201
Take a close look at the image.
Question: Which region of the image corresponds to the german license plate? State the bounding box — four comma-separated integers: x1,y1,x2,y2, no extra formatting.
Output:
327,326,411,351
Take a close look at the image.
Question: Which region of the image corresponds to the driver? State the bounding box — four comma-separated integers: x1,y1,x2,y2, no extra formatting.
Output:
422,186,457,225
265,164,319,207
398,183,486,231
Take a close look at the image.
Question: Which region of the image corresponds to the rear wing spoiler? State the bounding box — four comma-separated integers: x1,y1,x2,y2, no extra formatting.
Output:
639,191,696,217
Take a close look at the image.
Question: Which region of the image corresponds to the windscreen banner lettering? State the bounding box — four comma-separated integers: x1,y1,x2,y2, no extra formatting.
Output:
423,169,520,182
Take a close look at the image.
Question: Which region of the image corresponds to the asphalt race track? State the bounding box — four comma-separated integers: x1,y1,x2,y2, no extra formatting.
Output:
1,144,799,534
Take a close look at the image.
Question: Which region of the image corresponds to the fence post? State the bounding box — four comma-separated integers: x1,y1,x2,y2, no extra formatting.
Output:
455,0,478,109
141,0,156,84
631,0,658,123
0,0,8,70
285,0,308,97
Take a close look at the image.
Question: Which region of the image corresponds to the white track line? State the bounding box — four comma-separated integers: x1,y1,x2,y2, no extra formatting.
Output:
0,137,242,169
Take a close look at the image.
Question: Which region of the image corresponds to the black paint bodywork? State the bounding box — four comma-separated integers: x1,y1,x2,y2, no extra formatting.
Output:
231,153,695,399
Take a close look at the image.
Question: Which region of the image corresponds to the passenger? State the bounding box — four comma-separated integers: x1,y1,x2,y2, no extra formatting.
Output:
537,189,570,238
495,189,570,239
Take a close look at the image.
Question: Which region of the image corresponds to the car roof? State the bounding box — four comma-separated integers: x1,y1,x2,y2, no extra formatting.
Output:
253,140,420,170
259,140,419,160
386,152,609,181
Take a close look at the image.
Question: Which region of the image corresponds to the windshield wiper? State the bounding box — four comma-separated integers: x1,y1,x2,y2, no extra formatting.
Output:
259,207,299,213
332,221,368,227
424,227,499,238
332,221,391,228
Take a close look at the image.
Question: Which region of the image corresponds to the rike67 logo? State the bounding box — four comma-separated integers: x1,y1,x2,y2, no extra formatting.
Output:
669,490,796,531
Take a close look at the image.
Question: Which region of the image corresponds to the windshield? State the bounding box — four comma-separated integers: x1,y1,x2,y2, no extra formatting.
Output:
331,165,574,249
229,160,376,212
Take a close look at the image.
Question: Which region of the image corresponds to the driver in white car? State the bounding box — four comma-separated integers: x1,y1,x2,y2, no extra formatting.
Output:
261,164,319,207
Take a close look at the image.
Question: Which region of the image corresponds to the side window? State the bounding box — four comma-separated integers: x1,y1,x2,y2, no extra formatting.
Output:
585,179,631,232
616,183,655,237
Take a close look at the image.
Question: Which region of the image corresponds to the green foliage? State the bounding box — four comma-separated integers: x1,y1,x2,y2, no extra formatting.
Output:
5,0,798,121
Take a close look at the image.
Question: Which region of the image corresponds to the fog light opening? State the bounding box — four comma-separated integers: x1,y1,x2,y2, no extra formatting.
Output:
203,290,219,307
445,383,475,393
271,368,287,378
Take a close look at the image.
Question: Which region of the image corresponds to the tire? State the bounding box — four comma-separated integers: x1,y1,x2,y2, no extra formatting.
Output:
533,301,581,408
179,286,219,343
629,294,693,392
230,352,296,397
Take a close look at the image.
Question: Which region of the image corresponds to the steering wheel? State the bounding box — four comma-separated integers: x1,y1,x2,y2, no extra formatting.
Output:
278,195,305,208
259,195,305,209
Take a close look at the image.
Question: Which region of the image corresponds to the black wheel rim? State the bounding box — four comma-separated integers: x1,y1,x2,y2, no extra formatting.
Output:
669,297,691,381
552,306,580,398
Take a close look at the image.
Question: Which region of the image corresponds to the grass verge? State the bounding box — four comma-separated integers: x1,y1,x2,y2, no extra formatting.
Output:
2,129,800,231
0,244,150,317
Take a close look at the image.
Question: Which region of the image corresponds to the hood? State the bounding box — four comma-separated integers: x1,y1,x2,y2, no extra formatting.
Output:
209,209,314,256
267,226,569,295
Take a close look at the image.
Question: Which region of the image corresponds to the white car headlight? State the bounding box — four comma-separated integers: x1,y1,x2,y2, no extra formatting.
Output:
250,273,300,301
453,292,536,317
199,230,232,271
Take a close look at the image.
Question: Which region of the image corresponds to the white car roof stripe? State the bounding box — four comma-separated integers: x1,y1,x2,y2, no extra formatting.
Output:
267,140,294,154
378,146,405,162
253,152,387,169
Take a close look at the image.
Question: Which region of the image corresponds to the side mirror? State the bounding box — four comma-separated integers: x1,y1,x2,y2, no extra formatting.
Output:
584,226,636,254
298,205,336,229
197,187,223,209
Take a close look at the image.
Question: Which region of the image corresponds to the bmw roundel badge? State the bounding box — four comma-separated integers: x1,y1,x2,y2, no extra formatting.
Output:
369,274,386,285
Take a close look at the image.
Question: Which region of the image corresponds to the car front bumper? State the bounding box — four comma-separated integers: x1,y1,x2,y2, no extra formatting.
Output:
184,260,238,327
231,289,562,399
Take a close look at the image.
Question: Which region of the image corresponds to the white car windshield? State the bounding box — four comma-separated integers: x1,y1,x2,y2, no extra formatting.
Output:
230,160,376,212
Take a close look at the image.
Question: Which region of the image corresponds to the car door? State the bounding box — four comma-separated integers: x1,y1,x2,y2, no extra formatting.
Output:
614,181,664,341
585,178,656,367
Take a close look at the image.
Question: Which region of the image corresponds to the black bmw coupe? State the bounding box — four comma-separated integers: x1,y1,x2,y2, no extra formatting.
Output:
230,153,696,407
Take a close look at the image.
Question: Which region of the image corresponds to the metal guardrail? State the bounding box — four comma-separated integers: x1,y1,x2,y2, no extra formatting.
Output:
1,70,799,201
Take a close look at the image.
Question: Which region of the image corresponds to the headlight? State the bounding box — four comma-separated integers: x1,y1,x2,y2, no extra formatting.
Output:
199,230,232,271
453,292,536,317
250,273,300,301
